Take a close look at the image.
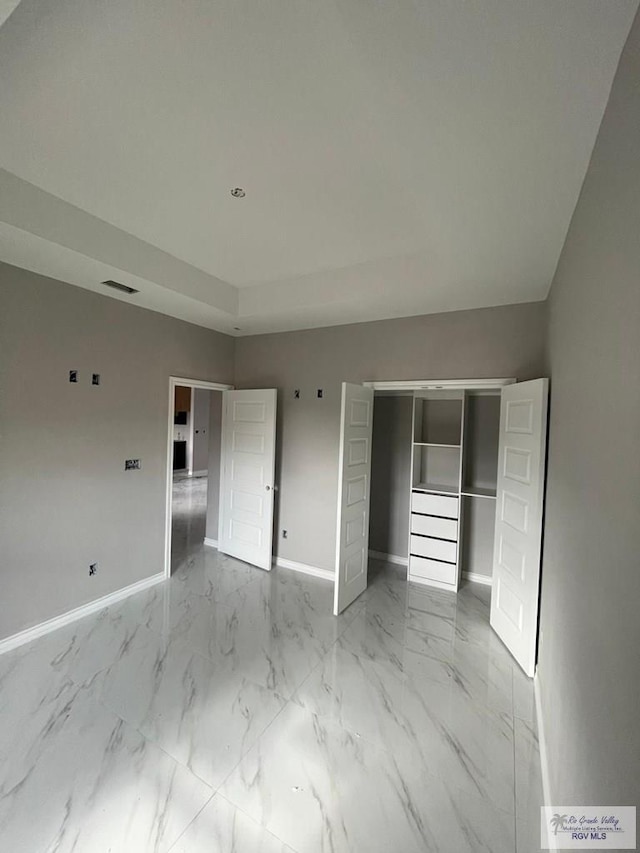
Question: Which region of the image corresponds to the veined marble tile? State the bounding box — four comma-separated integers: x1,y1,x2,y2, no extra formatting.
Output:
512,663,537,722
92,624,288,788
338,609,406,672
172,548,261,601
217,605,327,699
516,818,546,853
294,641,515,815
221,703,515,853
514,716,545,828
338,602,513,715
432,635,514,714
0,586,170,693
225,566,358,649
0,680,212,853
169,794,296,853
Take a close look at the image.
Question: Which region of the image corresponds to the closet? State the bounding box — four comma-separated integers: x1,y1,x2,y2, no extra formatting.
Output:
409,390,500,591
342,377,549,676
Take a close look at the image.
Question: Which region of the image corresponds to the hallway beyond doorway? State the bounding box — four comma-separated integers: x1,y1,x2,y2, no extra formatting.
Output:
171,473,208,573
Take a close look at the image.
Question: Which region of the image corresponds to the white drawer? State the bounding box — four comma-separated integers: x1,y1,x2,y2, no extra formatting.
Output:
411,513,458,541
409,556,457,586
410,535,457,563
411,492,459,519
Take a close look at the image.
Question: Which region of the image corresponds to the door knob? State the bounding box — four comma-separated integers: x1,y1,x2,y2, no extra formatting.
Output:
265,485,271,491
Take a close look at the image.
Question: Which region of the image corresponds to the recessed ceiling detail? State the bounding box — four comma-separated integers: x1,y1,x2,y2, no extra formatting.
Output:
0,0,637,335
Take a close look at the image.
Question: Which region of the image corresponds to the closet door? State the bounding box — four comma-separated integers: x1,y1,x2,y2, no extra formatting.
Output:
334,383,374,615
490,379,549,677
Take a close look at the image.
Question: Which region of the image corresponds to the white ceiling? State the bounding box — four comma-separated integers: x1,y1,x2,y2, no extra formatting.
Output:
0,0,637,335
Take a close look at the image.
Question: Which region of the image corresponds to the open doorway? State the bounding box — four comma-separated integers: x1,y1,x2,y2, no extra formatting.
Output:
164,377,233,578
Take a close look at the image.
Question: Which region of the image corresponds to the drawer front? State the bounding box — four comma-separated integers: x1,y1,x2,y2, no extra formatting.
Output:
409,556,457,586
411,513,458,541
411,492,459,519
410,535,457,563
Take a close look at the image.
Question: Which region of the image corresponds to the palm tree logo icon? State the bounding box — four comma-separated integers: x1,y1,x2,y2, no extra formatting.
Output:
550,814,569,835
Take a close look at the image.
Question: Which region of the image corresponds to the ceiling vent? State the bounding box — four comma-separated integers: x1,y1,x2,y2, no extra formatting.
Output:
102,279,139,295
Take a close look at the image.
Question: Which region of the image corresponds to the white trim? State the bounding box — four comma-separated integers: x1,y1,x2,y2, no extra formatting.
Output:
0,573,164,656
189,470,208,478
363,378,516,392
408,574,458,592
204,537,218,549
165,376,233,580
368,550,408,566
274,557,334,582
534,672,554,850
462,571,493,586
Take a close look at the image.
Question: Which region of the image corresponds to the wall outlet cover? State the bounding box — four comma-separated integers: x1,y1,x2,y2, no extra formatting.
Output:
92,373,101,386
89,563,97,576
69,370,78,383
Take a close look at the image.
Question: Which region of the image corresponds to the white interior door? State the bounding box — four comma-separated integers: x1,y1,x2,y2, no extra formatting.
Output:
334,383,374,615
490,379,549,676
218,389,277,571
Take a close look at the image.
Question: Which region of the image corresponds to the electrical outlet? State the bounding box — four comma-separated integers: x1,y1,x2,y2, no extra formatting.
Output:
69,370,78,383
294,389,300,399
282,529,288,539
92,373,101,386
317,389,323,398
89,563,98,576
125,459,141,470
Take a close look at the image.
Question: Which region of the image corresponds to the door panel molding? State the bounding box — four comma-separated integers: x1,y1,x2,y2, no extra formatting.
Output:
334,383,375,615
490,378,549,677
218,389,277,571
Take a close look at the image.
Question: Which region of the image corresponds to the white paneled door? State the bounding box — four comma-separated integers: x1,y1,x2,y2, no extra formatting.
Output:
490,379,549,676
218,389,277,571
334,383,374,615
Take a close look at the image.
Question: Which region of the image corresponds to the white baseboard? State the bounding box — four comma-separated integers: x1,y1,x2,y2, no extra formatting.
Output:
274,557,334,582
368,550,408,566
204,537,219,549
0,572,164,656
534,671,553,827
462,571,493,586
190,470,208,478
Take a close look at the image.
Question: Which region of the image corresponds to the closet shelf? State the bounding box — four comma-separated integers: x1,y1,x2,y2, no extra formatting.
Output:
413,442,461,449
412,483,459,496
461,486,497,499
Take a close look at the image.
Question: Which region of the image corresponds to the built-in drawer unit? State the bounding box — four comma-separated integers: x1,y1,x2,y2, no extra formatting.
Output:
410,534,457,564
410,513,458,541
409,556,457,586
411,492,459,519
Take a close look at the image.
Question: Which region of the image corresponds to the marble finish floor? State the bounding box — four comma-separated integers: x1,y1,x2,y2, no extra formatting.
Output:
0,479,544,852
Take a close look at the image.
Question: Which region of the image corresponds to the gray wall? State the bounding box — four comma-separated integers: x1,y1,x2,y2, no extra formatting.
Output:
235,301,547,571
205,391,223,543
0,263,234,640
369,395,413,559
539,11,640,804
191,388,211,474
